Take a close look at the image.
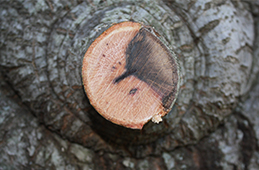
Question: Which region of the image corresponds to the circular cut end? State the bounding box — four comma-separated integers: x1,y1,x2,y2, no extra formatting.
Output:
82,21,179,129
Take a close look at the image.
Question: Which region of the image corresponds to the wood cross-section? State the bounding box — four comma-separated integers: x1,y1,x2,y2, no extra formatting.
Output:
82,21,178,129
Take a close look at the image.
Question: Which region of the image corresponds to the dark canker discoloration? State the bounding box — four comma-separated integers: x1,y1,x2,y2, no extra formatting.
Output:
162,89,176,110
129,88,138,95
113,26,178,108
113,69,136,84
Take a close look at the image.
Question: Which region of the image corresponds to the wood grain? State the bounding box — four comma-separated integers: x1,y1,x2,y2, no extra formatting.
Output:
82,21,179,129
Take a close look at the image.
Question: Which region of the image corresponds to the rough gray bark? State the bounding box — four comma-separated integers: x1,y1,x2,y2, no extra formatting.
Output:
0,0,259,169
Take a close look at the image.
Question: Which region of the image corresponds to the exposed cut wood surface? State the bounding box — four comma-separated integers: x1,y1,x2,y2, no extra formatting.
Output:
82,22,178,129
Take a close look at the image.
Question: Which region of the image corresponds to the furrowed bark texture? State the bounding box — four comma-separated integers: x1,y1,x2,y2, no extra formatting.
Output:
0,0,259,169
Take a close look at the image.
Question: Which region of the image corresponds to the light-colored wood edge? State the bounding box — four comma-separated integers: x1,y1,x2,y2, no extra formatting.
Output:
82,21,144,129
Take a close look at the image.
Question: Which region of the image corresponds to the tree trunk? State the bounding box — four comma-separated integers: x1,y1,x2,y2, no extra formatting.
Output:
0,0,259,169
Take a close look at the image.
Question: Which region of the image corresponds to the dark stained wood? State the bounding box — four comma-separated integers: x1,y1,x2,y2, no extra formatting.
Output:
120,27,178,110
82,21,179,129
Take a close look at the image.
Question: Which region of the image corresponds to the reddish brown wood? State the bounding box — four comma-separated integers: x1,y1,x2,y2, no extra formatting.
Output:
82,21,178,129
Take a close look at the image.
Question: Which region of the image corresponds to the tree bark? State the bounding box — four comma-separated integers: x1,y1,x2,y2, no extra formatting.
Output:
0,0,259,169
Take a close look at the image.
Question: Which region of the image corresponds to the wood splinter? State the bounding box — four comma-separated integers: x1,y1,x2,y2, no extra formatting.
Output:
82,21,179,129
